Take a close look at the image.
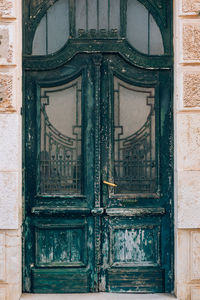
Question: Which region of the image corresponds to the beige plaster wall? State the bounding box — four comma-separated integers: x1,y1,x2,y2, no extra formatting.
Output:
174,0,200,299
0,0,22,299
0,0,200,299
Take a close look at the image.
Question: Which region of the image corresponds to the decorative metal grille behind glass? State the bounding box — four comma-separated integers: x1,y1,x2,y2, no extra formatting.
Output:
76,0,120,38
40,77,82,194
113,77,156,194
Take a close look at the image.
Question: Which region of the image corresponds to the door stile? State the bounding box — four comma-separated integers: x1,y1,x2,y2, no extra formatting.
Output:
101,57,114,208
91,54,103,292
99,57,113,292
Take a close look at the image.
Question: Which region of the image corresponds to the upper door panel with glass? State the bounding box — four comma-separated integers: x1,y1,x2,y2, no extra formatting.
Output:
113,77,156,195
39,78,82,195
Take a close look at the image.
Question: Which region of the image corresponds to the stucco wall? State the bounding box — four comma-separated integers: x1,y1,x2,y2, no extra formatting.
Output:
0,0,200,299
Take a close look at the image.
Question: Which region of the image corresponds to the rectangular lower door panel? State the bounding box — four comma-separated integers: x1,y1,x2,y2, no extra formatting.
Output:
106,268,164,293
32,268,90,293
101,216,164,292
29,216,94,293
35,221,87,267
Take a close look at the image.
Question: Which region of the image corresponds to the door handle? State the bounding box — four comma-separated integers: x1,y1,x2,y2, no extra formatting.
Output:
103,180,117,187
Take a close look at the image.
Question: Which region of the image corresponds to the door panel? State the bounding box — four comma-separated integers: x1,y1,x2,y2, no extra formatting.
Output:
24,55,96,293
100,55,172,293
24,54,173,293
39,77,82,194
101,216,164,292
113,77,156,194
31,216,93,293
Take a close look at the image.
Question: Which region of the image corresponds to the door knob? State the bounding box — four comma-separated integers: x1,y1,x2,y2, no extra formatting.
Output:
103,180,117,187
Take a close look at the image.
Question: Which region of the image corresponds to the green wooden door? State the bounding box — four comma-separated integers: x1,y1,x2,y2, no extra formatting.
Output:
23,0,173,293
99,55,173,292
23,53,173,293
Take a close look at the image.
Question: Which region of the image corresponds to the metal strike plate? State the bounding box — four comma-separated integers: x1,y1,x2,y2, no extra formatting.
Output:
91,207,104,215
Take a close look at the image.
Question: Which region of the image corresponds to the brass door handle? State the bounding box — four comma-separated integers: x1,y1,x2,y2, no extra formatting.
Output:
103,180,117,187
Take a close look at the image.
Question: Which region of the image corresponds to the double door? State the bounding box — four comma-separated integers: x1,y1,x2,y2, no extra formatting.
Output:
23,54,173,293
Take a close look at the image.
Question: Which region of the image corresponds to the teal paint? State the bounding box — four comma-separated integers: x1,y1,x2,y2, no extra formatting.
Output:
23,0,173,294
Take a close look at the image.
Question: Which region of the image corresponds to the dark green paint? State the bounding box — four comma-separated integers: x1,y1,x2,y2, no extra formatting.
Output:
23,0,172,70
23,0,173,294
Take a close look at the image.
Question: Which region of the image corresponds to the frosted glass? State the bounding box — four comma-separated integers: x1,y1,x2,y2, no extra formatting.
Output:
32,0,69,55
32,15,47,55
113,77,156,194
88,0,97,30
109,0,120,31
99,0,108,30
47,0,69,54
127,0,148,54
149,14,164,55
76,0,86,32
75,0,120,35
40,78,82,194
127,0,164,55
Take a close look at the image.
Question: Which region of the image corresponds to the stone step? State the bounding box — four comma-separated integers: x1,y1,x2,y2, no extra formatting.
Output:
21,293,177,300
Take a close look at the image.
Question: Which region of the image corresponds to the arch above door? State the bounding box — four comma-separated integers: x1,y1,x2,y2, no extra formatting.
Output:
23,0,172,70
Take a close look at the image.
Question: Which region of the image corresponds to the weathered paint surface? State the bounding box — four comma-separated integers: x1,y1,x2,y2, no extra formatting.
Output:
23,54,173,293
23,0,173,294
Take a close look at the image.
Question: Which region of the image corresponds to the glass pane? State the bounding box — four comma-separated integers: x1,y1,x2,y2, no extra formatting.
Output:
88,0,97,30
127,0,148,54
109,0,120,32
76,0,87,33
76,0,120,36
32,15,47,55
127,0,164,55
32,0,69,55
99,0,108,30
149,14,164,55
113,77,156,194
47,0,69,54
40,77,82,194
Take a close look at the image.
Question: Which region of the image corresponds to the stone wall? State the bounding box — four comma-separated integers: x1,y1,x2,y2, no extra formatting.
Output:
0,0,22,299
175,0,200,299
0,0,200,299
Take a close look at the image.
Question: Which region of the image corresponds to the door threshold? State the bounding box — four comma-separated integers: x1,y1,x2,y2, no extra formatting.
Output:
21,293,176,300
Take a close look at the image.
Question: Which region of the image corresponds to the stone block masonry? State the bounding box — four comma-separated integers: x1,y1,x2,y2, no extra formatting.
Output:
0,0,22,299
0,0,200,299
174,0,200,299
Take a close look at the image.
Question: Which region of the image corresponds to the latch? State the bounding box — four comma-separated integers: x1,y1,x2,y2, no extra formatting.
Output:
91,207,104,216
